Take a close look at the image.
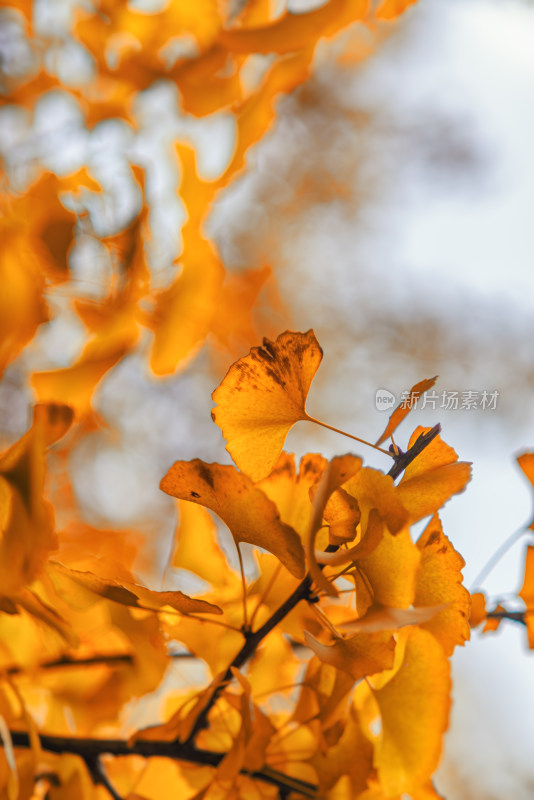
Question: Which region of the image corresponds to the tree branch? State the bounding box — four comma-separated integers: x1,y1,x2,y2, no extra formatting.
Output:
6,732,318,798
486,609,527,626
85,756,125,800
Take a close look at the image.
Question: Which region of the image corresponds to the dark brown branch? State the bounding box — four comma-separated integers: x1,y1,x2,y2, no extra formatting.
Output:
85,756,124,800
184,574,314,742
6,732,318,798
486,609,527,626
6,654,134,676
387,423,441,481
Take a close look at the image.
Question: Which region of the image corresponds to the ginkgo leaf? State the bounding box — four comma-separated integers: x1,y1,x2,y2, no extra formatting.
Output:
160,460,305,578
304,630,395,681
315,508,384,570
211,330,323,482
343,467,408,535
357,526,421,609
376,377,437,446
306,455,363,597
414,514,470,655
397,427,471,522
323,488,361,546
311,707,373,797
258,452,328,541
170,500,236,587
371,628,451,796
339,604,447,634
52,563,222,615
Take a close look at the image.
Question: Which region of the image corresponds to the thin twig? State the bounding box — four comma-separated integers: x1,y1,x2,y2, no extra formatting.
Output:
486,609,527,627
6,654,134,676
387,423,442,481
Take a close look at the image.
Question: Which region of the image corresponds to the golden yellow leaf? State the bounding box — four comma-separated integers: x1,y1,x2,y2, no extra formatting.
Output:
311,707,373,796
372,628,451,796
375,0,418,21
376,377,437,447
210,266,275,356
0,404,73,596
293,657,355,732
357,526,421,609
170,500,236,587
52,562,222,615
323,488,361,546
306,455,363,598
160,460,305,578
469,592,487,628
219,0,368,55
315,508,384,569
303,630,395,681
343,467,408,536
339,604,446,634
414,514,470,655
211,330,323,481
397,427,471,522
482,605,505,635
258,452,328,541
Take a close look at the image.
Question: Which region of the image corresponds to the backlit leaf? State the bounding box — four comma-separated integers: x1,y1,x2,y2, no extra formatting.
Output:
53,563,222,615
211,330,323,482
340,604,446,634
170,500,236,587
160,460,305,578
397,427,471,522
372,628,451,796
414,514,470,655
304,630,395,681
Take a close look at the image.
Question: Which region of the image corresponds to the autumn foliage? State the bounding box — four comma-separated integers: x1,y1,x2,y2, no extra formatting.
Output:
1,1,533,799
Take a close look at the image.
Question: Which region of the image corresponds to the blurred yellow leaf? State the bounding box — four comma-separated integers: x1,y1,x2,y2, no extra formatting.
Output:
170,500,236,587
0,403,72,596
469,592,487,628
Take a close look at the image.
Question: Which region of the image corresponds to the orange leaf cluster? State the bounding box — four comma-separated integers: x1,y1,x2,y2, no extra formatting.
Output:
4,1,528,798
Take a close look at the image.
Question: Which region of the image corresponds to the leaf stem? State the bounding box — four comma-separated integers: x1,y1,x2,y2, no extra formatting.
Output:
304,415,392,457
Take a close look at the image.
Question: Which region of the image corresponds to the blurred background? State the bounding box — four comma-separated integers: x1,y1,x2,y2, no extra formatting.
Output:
3,0,534,796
